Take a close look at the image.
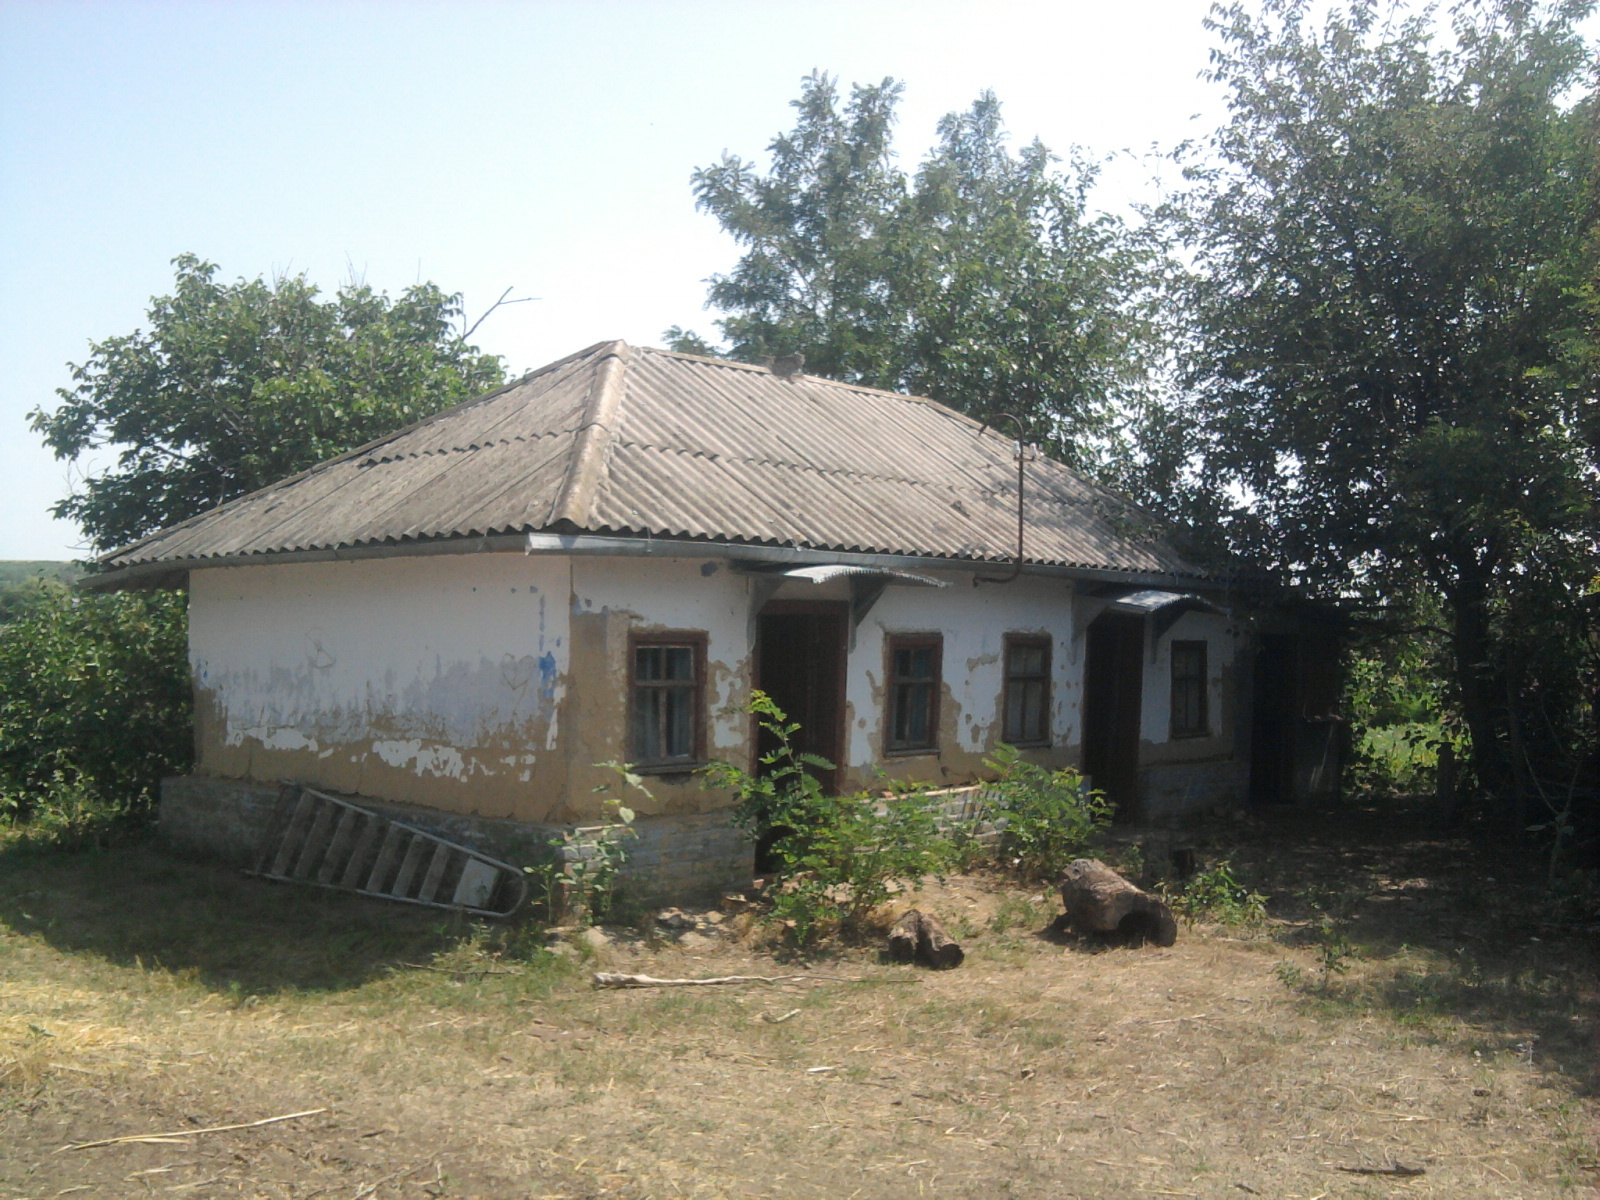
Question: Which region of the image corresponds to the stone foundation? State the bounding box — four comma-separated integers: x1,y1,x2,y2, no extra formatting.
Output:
1137,759,1249,823
159,775,753,908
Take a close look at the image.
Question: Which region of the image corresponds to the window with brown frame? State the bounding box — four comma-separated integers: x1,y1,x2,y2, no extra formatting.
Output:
1002,635,1051,746
1170,640,1208,739
629,633,707,768
886,634,941,753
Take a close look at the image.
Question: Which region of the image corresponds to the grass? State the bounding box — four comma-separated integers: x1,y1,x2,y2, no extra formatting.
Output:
0,801,1596,1199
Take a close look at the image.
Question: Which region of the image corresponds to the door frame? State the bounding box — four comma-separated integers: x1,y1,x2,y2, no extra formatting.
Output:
1082,611,1145,822
753,599,851,792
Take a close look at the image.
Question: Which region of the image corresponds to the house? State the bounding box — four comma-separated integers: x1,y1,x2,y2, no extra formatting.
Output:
91,340,1340,901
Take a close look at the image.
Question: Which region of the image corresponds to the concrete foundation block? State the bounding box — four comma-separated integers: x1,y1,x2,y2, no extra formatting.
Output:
159,774,752,907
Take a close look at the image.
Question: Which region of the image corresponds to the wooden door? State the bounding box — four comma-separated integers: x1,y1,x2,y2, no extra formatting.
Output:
1083,614,1144,821
756,602,848,795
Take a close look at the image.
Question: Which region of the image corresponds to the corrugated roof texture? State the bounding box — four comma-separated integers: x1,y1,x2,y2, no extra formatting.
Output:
101,340,1209,578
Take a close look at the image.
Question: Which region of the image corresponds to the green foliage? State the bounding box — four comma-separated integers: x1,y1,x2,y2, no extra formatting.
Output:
690,74,1160,472
32,254,506,552
0,587,191,829
526,763,643,927
1165,0,1600,800
1169,861,1268,928
702,691,951,945
980,743,1112,879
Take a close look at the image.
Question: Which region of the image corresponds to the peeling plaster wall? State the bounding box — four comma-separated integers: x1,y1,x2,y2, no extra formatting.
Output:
840,573,1080,791
1137,608,1249,816
190,554,572,820
190,549,1249,829
558,556,753,822
1138,608,1241,759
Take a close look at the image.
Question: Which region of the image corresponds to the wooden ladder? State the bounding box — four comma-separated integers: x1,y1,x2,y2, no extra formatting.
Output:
251,784,528,918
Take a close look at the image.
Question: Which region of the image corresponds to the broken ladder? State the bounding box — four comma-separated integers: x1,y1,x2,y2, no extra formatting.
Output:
251,784,527,917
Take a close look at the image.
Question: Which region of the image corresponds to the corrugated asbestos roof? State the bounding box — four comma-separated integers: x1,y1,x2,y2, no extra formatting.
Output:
99,340,1224,581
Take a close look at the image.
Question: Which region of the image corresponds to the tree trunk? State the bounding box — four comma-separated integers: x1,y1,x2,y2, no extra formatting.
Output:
888,908,964,969
1059,859,1177,946
1445,570,1509,815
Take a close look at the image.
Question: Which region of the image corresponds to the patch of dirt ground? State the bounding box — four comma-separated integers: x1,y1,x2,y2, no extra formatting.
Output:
1,800,1596,1199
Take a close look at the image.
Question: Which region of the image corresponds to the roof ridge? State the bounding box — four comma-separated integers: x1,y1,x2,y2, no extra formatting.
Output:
546,340,629,527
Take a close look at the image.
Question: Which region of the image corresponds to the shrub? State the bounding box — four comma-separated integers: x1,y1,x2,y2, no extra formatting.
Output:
1168,860,1268,928
702,691,951,944
0,586,191,831
981,743,1112,880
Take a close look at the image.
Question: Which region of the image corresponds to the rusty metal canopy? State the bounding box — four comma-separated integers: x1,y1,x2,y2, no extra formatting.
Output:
96,340,1238,586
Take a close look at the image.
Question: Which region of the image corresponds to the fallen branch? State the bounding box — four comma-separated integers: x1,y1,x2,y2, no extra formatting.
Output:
60,1108,328,1152
592,972,916,989
1334,1163,1426,1177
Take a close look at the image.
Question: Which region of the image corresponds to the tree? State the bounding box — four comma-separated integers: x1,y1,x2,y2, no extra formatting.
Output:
689,74,1160,470
1171,0,1600,806
33,254,506,552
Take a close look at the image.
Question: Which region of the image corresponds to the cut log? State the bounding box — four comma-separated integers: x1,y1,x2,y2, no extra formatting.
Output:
887,908,965,969
1059,858,1178,947
888,909,922,963
918,911,964,970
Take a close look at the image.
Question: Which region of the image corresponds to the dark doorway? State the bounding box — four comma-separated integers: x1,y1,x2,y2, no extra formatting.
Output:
756,602,848,796
1083,613,1144,821
1250,634,1295,805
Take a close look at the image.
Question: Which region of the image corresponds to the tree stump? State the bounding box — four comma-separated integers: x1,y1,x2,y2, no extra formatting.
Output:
1059,858,1177,947
888,908,964,969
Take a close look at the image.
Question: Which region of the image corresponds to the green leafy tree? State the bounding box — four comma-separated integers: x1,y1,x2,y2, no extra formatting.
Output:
1169,0,1600,803
689,74,1160,469
33,254,506,552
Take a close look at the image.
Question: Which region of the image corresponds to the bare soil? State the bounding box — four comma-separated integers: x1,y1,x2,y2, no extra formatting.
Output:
1,799,1596,1199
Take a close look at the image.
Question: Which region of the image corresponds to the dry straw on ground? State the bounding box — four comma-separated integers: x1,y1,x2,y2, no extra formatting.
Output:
0,799,1595,1199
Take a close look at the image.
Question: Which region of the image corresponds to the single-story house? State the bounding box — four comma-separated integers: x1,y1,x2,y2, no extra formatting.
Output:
92,340,1341,901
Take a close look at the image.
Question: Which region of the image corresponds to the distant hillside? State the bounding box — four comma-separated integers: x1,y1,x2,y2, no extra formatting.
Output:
0,561,83,587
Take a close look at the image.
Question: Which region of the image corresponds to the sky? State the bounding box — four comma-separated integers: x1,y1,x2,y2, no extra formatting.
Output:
0,0,1229,561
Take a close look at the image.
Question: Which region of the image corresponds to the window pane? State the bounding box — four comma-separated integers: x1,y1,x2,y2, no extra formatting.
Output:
632,641,699,761
1009,643,1046,677
895,682,931,745
662,646,693,681
1171,642,1206,736
896,645,935,682
663,685,693,757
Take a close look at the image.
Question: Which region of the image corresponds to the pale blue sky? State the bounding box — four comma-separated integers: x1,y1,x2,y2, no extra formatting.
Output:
1,0,1231,560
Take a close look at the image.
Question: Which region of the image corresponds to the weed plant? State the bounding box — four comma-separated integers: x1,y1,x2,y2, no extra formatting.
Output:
1168,860,1268,928
978,743,1112,880
702,692,951,945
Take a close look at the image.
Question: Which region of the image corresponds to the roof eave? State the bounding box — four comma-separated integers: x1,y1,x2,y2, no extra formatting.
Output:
85,529,1268,596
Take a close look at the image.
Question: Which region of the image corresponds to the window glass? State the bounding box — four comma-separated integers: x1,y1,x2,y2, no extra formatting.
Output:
631,638,702,764
1003,637,1051,745
887,635,941,752
1170,640,1208,738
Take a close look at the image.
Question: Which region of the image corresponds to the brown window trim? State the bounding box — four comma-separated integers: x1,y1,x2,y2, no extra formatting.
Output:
1001,634,1052,748
628,631,709,772
884,632,942,756
1169,639,1209,740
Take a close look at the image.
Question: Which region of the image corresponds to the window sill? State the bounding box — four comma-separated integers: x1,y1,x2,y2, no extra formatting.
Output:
1169,730,1210,741
884,746,939,758
1003,740,1052,750
633,761,705,778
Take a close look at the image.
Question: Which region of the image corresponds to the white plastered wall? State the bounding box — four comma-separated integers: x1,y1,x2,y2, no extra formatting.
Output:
837,571,1081,787
189,553,574,819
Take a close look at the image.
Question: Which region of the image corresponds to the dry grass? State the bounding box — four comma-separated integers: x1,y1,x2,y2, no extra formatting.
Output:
0,800,1595,1199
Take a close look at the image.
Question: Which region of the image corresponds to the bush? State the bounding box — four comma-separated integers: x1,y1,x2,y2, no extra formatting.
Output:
702,692,951,945
1168,860,1268,928
0,585,191,831
981,743,1112,880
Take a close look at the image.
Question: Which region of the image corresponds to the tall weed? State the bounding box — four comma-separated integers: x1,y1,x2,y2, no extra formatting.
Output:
702,692,950,944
